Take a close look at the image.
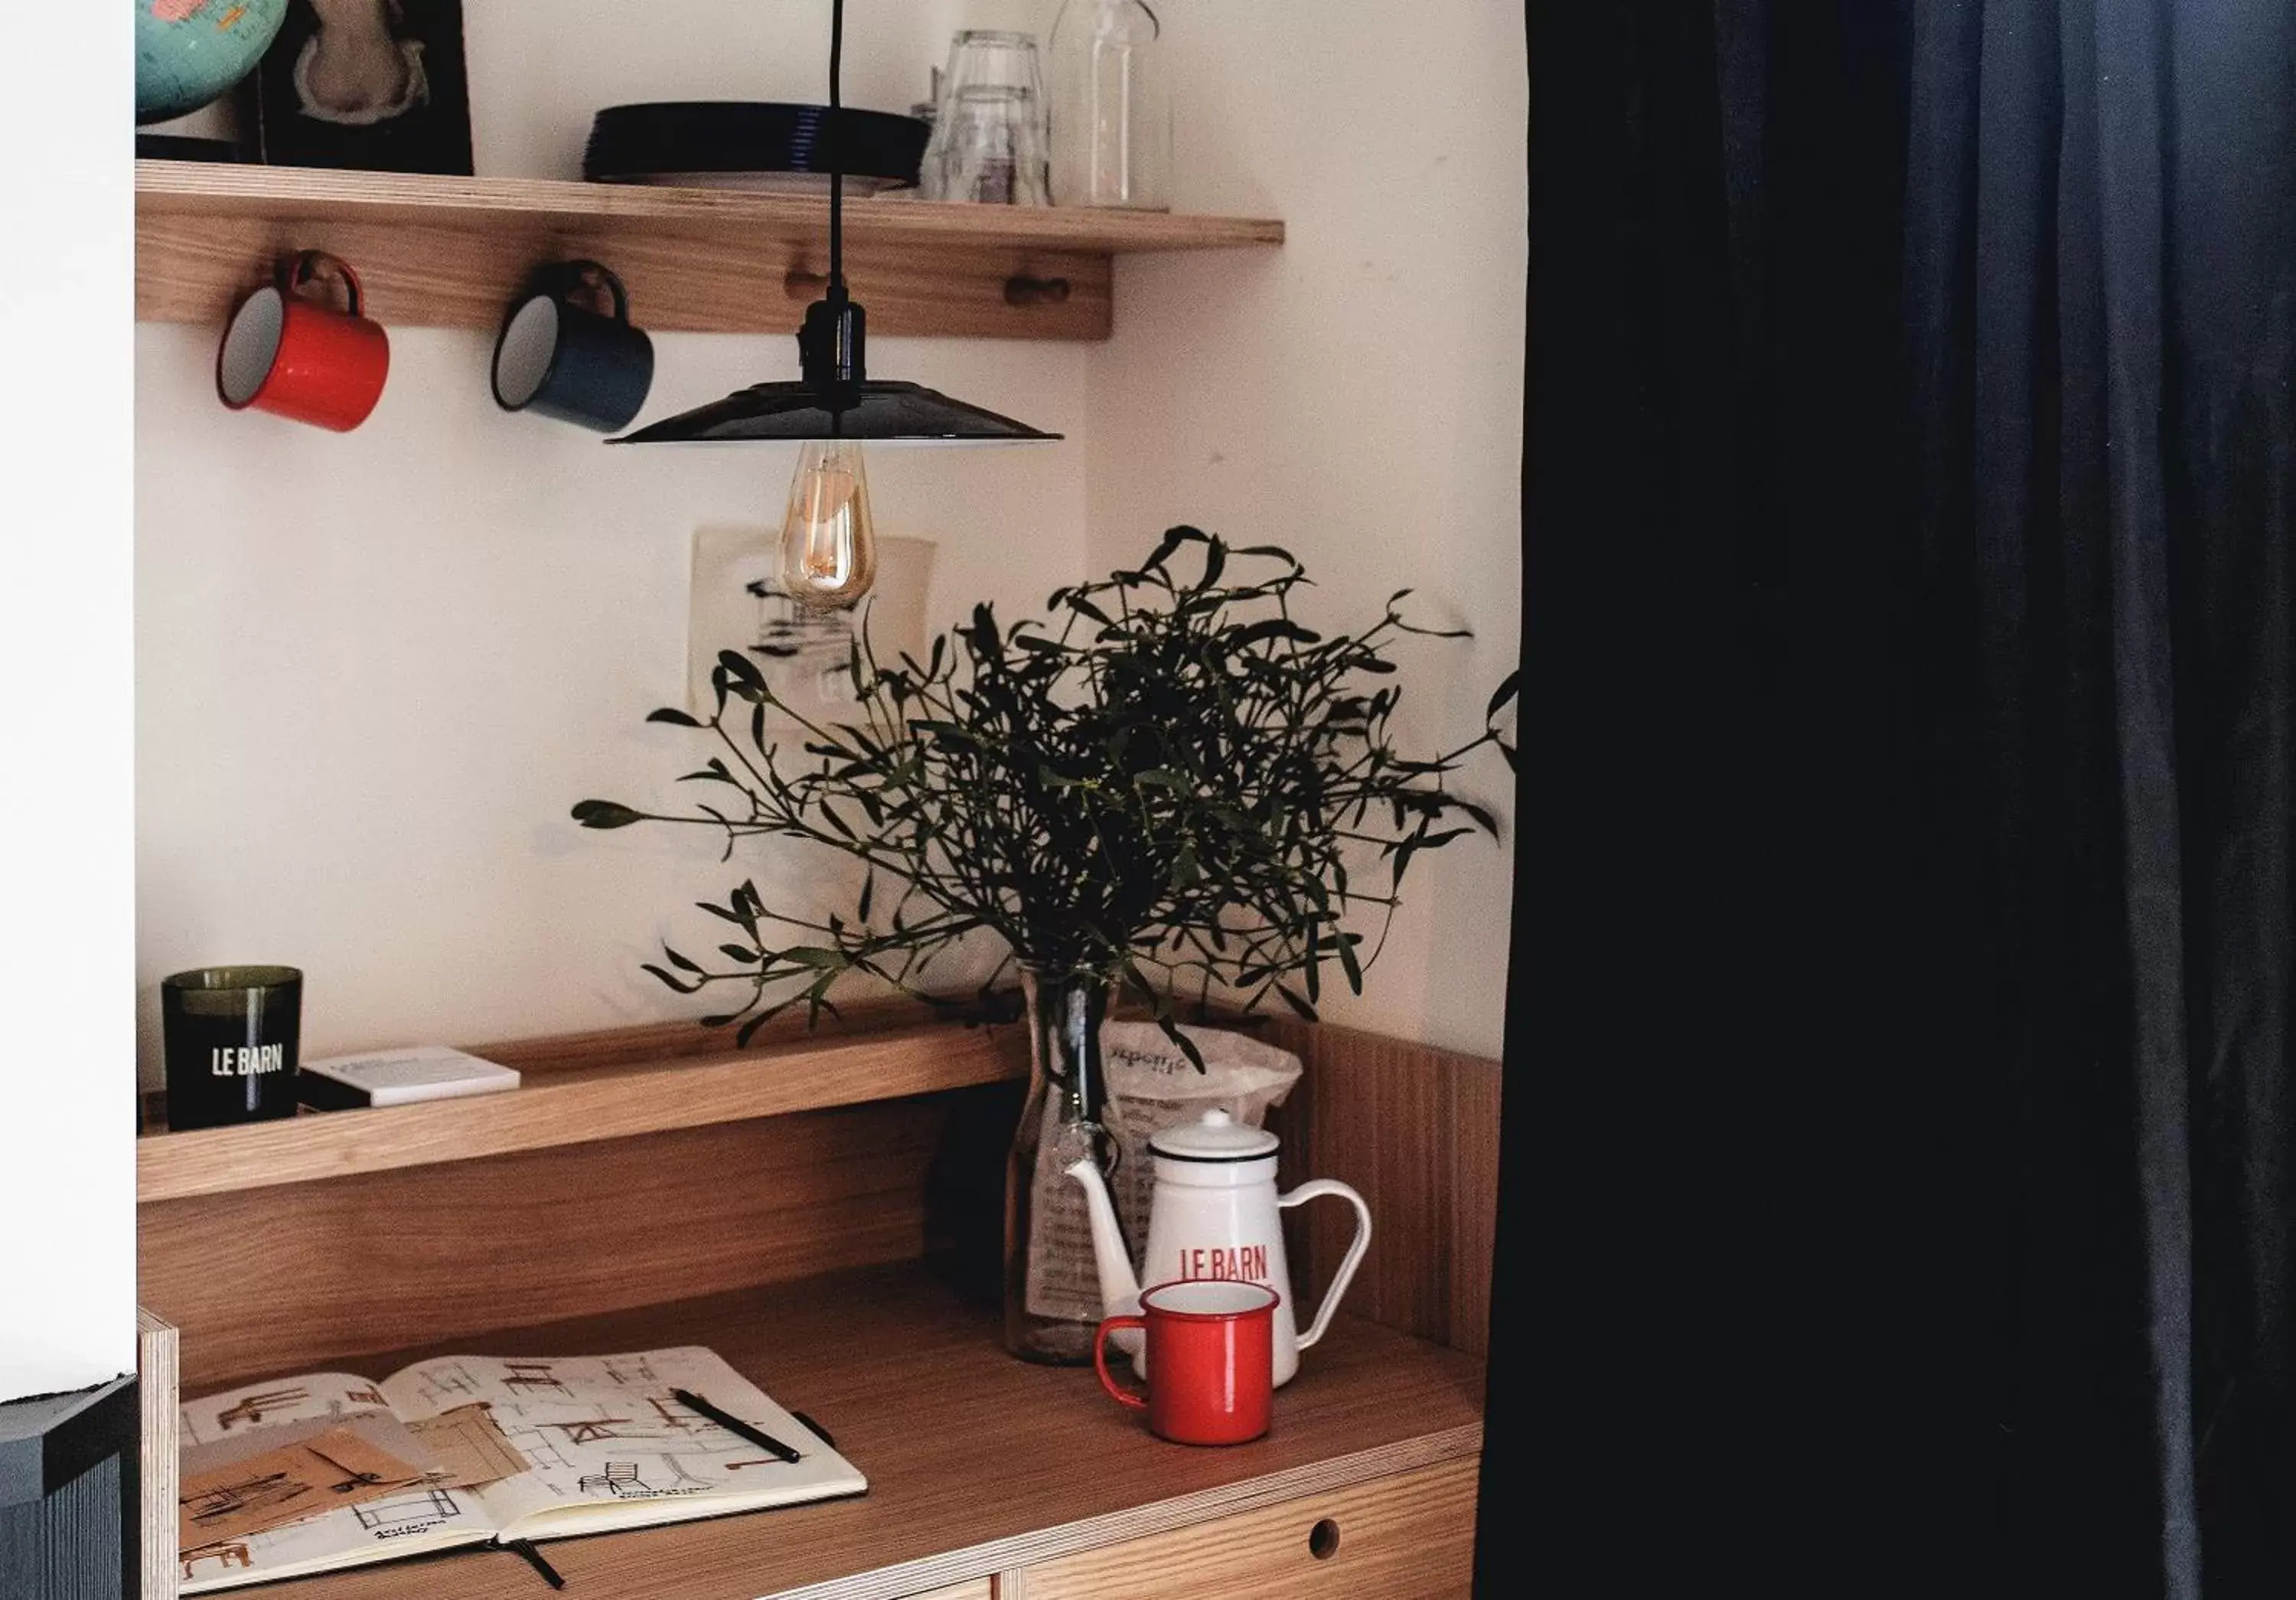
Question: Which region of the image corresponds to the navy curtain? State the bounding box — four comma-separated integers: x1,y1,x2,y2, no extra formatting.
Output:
1486,3,2296,1593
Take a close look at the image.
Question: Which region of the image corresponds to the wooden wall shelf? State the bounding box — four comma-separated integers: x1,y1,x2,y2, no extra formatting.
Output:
135,162,1285,342
136,1015,1028,1205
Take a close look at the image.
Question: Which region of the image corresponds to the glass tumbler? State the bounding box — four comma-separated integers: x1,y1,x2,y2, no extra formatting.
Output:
938,86,1050,206
921,30,1048,201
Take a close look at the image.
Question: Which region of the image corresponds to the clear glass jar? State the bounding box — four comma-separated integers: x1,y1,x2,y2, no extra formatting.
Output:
1047,0,1171,211
1003,965,1116,1362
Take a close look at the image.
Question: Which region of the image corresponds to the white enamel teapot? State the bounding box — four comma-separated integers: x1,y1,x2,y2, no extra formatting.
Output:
1068,1109,1372,1387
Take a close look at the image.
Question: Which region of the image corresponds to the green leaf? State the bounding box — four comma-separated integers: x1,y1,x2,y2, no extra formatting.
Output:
641,964,699,994
783,946,844,969
1140,527,1192,574
717,649,768,702
647,707,704,727
1230,619,1322,648
572,800,644,828
1157,1014,1208,1073
1486,670,1521,721
663,946,704,974
1277,984,1319,1020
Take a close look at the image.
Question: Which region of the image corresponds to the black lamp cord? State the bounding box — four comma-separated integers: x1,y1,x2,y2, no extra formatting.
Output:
828,0,846,300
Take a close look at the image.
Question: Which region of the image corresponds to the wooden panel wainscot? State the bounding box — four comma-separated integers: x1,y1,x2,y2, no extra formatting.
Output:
1264,1021,1502,1357
142,1092,1005,1391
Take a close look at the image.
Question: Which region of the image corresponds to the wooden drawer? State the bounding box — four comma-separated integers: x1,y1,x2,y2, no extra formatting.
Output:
1019,1460,1479,1600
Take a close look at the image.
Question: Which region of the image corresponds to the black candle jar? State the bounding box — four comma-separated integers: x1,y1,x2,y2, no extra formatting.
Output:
161,966,303,1131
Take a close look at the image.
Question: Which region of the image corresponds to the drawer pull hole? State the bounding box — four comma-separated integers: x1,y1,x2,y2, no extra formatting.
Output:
1308,1519,1341,1561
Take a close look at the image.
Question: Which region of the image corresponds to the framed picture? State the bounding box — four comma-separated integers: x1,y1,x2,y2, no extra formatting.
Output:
251,0,473,174
688,527,938,733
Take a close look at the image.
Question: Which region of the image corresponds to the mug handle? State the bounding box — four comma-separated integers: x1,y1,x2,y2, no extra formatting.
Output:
284,250,364,318
1277,1178,1374,1351
553,260,630,324
1094,1317,1149,1412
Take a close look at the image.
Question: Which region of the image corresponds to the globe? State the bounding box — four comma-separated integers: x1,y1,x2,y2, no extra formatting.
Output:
136,0,289,126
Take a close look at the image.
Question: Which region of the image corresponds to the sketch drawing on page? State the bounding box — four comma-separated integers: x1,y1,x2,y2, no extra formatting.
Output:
543,1416,638,1446
184,1473,311,1532
352,1487,464,1534
647,1396,700,1433
181,1540,253,1582
403,1361,481,1406
574,1462,658,1500
215,1389,311,1431
603,1355,661,1388
500,1363,570,1397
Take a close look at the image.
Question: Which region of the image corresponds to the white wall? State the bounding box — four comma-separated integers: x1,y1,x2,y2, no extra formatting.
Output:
135,2,1082,1079
2,8,136,1402
135,0,1524,1079
1084,2,1526,1057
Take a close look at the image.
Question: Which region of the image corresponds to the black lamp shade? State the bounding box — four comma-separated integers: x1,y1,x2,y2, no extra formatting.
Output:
608,0,1059,451
610,380,1061,444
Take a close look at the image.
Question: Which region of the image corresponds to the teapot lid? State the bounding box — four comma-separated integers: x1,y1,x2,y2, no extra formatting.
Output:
1150,1109,1280,1163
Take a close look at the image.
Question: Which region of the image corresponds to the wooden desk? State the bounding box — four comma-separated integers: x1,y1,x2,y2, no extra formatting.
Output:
193,1265,1483,1600
143,1017,1500,1598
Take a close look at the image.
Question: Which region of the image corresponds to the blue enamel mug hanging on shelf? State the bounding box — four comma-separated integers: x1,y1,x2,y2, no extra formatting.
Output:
492,260,655,433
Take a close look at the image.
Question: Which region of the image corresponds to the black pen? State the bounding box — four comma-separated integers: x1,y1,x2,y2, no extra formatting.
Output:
670,1388,802,1464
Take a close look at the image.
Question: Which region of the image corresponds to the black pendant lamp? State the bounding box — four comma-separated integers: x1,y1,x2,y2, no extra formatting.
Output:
612,0,1060,609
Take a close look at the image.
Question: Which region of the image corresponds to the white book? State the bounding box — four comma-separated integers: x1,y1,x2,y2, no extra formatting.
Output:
298,1045,520,1109
178,1347,868,1592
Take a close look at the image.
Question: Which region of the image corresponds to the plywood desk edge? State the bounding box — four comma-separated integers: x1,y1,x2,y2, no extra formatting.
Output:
759,1423,1486,1600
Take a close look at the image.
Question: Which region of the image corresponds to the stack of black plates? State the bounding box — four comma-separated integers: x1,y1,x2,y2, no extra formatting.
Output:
583,103,930,194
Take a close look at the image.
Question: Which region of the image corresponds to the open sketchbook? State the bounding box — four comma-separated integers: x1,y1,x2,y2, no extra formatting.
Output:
177,1347,867,1593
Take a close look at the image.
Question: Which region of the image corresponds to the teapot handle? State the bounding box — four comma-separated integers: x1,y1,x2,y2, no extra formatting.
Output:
1277,1179,1373,1350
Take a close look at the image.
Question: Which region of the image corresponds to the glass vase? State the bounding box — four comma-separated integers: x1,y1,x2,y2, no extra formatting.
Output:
1047,0,1172,211
1004,966,1116,1362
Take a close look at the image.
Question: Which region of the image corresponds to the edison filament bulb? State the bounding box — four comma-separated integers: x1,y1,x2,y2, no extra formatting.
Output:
778,439,876,609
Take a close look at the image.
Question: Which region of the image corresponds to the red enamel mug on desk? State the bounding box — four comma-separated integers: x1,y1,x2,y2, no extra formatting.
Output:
1094,1281,1279,1446
217,250,390,432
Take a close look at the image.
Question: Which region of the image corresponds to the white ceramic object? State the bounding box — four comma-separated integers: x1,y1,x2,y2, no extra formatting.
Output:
1069,1109,1372,1387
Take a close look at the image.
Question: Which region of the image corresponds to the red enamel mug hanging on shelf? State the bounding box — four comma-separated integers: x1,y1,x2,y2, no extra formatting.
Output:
217,250,390,432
